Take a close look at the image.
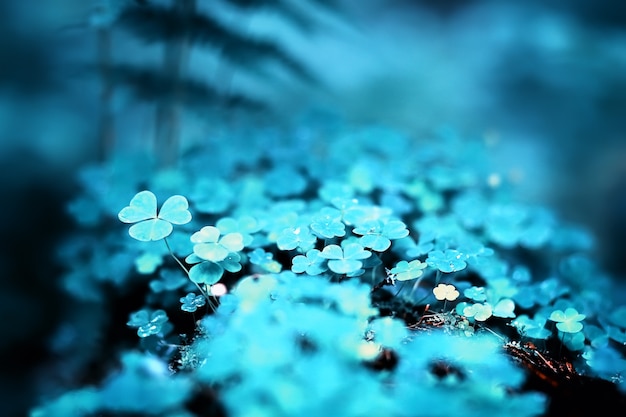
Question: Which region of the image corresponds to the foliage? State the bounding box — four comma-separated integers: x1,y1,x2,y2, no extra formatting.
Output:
31,121,626,416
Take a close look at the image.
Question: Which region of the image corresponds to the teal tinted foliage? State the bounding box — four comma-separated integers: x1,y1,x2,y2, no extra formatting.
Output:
291,248,328,275
427,249,468,273
388,259,428,282
352,219,409,251
126,308,169,338
180,292,206,313
118,190,192,241
310,206,347,239
550,307,586,333
34,122,626,417
319,241,372,275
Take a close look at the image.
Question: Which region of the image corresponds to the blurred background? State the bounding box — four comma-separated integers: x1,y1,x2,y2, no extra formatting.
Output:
1,0,623,272
0,0,625,414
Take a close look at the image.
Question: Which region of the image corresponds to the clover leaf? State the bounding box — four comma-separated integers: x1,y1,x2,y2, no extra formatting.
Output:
319,242,371,274
276,225,317,251
185,252,242,285
291,249,328,275
462,303,493,321
343,204,392,227
216,215,261,247
191,226,244,262
249,247,282,273
389,259,428,282
188,260,224,285
310,207,346,239
180,293,206,313
118,190,192,241
492,298,516,318
456,238,494,262
510,314,552,340
126,309,169,338
549,307,585,333
426,249,467,273
352,219,409,252
464,286,487,302
433,283,460,301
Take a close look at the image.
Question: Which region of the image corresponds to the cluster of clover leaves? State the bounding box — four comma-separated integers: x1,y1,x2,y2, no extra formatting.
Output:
32,125,626,417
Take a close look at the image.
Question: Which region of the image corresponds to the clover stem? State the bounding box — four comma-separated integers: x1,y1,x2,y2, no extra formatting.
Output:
409,277,422,298
163,238,214,310
479,325,505,341
370,265,379,285
394,281,406,297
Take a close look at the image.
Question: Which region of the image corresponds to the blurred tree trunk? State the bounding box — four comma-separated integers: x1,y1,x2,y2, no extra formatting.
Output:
97,27,114,162
155,0,196,169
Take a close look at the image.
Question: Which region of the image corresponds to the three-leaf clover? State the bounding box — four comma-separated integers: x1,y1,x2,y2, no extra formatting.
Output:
118,190,192,242
191,226,244,262
352,219,409,251
492,298,516,318
464,286,487,302
126,309,169,338
291,249,328,275
433,283,460,301
462,303,493,322
310,207,346,239
389,260,427,282
319,242,371,274
180,293,206,313
276,225,317,251
426,249,467,273
549,307,586,333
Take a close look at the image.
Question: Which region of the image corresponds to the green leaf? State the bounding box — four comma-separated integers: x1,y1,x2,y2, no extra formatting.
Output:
327,259,362,274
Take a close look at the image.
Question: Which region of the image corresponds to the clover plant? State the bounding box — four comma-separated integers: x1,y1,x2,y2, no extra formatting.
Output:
388,259,428,282
32,122,626,417
126,308,169,338
118,190,192,242
319,240,372,276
